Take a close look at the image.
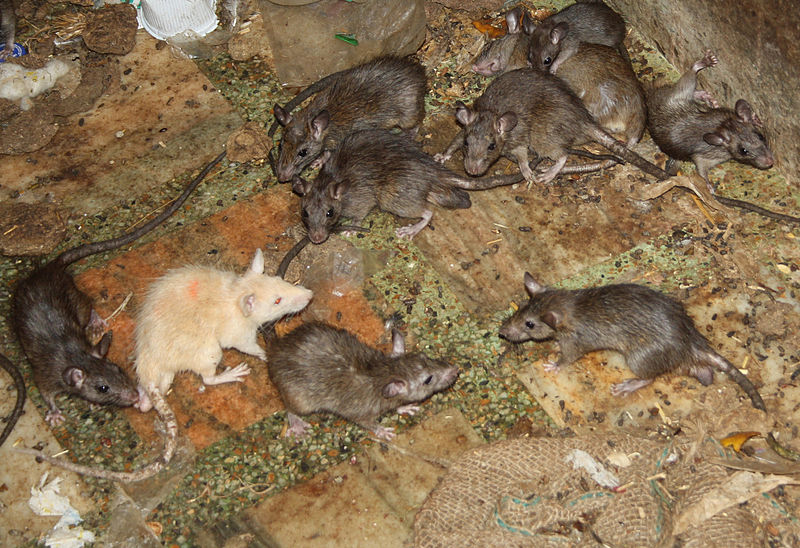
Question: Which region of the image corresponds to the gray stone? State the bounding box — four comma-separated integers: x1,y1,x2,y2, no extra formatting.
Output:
260,0,426,87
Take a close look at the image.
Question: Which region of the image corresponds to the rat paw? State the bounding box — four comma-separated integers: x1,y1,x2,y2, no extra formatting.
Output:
46,410,65,427
204,362,251,385
373,426,396,441
610,378,652,397
542,361,560,373
433,152,450,164
693,90,718,108
396,404,419,416
285,413,311,438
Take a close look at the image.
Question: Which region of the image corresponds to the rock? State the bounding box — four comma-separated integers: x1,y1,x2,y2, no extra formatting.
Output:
0,107,58,154
260,0,426,87
0,202,68,256
225,121,272,163
83,4,139,55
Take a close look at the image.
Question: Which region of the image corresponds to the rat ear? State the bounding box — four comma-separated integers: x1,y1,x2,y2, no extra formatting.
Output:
703,130,730,147
542,310,560,330
65,367,86,388
455,102,476,126
521,13,536,35
550,22,569,44
523,272,546,296
496,112,517,134
382,379,407,398
91,331,113,359
506,7,522,34
317,149,332,167
310,111,330,140
249,248,265,274
329,181,347,200
273,105,292,127
734,99,754,123
292,175,310,196
390,329,406,357
239,293,256,317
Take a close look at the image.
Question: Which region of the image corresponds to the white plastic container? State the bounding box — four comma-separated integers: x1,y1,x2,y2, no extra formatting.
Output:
138,0,219,41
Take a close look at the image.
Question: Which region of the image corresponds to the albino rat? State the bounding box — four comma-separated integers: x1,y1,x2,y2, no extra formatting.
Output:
524,0,628,74
472,6,530,76
293,129,524,243
450,68,668,185
272,56,426,182
500,272,800,461
134,248,312,410
267,322,459,441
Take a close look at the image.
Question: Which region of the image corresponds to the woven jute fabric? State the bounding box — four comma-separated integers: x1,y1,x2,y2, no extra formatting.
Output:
414,432,800,547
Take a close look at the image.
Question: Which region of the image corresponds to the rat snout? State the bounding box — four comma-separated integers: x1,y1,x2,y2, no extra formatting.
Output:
757,150,774,169
309,230,330,245
443,365,459,386
464,158,488,177
276,165,295,183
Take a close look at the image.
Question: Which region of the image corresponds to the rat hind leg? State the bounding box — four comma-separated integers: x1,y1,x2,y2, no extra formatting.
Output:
610,378,653,396
202,362,251,386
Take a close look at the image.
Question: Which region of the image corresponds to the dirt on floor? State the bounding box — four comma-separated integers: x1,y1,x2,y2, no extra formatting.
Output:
0,1,799,547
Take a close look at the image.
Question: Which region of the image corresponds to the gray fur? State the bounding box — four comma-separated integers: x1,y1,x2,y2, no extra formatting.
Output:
524,0,627,73
274,56,427,182
268,322,459,439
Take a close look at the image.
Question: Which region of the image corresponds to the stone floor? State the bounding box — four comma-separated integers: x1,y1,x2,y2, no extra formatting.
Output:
0,2,799,547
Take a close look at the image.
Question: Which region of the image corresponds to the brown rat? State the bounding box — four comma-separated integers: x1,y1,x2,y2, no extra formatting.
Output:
267,322,459,441
472,6,530,76
272,56,427,182
647,51,774,185
555,42,646,147
293,129,525,243
0,353,25,447
500,272,800,460
13,151,226,426
134,248,313,410
646,51,799,225
450,68,668,185
0,0,15,60
524,0,628,74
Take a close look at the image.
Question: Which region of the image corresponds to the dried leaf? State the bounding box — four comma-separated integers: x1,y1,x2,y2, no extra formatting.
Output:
472,20,505,39
720,431,760,452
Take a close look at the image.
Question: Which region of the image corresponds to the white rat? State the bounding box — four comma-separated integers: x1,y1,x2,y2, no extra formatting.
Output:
134,248,313,411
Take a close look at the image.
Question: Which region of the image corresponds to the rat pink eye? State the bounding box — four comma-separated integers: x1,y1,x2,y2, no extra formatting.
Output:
274,297,282,305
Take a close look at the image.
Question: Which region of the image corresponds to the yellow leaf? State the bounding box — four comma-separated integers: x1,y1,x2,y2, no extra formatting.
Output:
721,431,760,452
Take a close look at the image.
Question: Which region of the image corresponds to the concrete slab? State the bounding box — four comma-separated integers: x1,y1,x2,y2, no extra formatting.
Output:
0,394,97,546
2,30,241,215
240,408,484,547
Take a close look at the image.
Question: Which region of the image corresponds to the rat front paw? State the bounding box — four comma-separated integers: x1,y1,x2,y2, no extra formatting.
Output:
46,410,65,427
372,426,396,441
396,404,419,416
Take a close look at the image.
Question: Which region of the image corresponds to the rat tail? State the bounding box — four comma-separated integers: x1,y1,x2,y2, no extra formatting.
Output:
12,385,178,481
55,151,226,267
591,128,672,180
428,183,471,209
701,349,800,461
0,354,25,448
